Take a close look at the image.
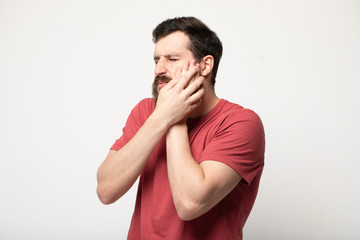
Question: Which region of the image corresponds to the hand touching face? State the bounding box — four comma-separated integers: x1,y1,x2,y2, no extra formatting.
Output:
153,59,205,127
152,31,199,100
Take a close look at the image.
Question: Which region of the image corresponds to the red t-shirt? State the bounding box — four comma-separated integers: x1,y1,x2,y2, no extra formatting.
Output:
111,98,265,240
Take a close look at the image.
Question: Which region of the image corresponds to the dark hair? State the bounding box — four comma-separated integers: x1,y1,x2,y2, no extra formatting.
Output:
152,17,223,85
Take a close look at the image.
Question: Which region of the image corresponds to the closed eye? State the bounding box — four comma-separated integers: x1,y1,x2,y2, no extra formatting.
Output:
166,54,180,62
153,55,180,64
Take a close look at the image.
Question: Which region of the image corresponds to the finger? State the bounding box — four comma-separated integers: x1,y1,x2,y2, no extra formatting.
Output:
176,61,199,89
180,60,190,80
187,95,203,113
188,86,205,104
175,61,190,89
183,60,190,72
186,60,200,81
191,98,203,109
184,76,204,97
175,66,183,80
160,79,177,92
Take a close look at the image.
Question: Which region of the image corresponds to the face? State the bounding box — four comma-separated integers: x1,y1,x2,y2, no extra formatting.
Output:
152,31,196,100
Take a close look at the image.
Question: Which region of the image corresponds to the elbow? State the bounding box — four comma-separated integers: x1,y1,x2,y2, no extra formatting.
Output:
96,184,119,205
98,195,115,205
174,199,203,221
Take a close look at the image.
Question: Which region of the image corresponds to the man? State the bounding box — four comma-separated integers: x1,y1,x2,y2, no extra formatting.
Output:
97,17,265,239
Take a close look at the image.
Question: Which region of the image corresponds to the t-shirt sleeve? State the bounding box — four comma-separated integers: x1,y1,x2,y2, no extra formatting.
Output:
110,98,154,151
199,109,265,185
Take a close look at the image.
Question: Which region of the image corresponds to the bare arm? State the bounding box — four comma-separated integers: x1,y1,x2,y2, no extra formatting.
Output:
97,114,168,204
166,124,241,221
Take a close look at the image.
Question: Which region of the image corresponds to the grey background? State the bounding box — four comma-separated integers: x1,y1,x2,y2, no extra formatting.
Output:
1,0,359,239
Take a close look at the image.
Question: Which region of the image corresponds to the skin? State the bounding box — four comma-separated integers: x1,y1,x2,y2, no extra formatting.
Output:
97,31,241,221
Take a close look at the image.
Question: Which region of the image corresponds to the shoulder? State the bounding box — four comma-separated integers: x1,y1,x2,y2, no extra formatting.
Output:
220,99,263,125
131,98,155,114
135,98,155,109
216,100,265,142
128,98,155,124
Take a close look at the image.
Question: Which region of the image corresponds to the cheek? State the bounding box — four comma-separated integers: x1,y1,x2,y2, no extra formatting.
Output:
167,65,181,79
168,60,192,78
172,62,183,72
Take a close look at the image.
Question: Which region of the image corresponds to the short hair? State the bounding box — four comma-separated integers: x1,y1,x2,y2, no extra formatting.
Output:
152,17,223,85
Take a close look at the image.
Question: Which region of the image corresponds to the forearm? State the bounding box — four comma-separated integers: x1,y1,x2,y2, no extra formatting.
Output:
166,123,241,220
166,124,210,219
97,113,168,204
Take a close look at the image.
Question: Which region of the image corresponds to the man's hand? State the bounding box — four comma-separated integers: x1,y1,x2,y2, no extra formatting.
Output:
153,60,205,128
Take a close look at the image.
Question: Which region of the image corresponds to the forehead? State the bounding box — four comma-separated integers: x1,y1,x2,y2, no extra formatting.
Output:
154,31,191,56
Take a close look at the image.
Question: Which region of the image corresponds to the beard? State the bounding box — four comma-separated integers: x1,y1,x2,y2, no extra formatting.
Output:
152,75,172,103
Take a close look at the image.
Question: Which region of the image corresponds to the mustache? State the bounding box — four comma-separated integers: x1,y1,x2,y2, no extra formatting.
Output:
152,75,172,102
154,75,172,83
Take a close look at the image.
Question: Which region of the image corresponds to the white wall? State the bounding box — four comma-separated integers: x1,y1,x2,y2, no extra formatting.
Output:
1,0,359,239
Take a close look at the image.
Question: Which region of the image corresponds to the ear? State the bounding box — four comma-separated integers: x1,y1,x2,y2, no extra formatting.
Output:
200,55,214,78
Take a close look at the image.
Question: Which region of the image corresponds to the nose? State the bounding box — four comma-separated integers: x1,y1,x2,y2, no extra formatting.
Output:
154,58,167,76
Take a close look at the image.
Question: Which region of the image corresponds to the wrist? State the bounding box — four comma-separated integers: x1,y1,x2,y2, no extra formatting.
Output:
147,112,170,133
167,121,188,135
